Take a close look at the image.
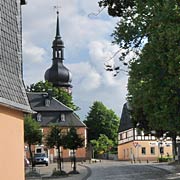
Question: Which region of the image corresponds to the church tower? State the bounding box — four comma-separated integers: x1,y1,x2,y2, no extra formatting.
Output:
45,11,72,93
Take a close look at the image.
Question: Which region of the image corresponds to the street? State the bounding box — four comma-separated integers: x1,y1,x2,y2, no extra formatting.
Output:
26,160,180,180
87,161,176,180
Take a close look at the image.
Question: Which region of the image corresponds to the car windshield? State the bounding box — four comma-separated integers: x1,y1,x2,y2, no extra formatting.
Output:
34,153,46,158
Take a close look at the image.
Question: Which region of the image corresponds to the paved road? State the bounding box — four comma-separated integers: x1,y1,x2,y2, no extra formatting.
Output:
26,161,180,180
87,161,180,180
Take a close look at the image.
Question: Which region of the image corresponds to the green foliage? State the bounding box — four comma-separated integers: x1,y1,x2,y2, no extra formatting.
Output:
63,127,84,150
24,115,42,168
51,169,67,177
84,101,120,145
46,125,64,172
158,157,172,162
24,115,42,145
90,134,113,155
63,127,84,173
99,1,180,62
127,1,180,133
27,81,79,111
100,1,180,133
46,125,63,148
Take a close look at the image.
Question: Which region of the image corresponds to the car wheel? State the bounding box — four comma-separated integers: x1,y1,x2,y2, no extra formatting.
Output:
46,163,48,166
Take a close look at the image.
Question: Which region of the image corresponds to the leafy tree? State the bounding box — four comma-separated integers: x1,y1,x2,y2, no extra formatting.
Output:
24,115,42,168
46,125,65,174
84,101,120,145
91,134,113,158
99,0,180,158
27,81,79,111
63,127,84,173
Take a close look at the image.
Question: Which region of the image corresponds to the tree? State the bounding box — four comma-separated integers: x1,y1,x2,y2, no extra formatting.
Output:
46,125,65,174
99,1,180,67
84,101,120,145
24,115,42,169
27,81,79,111
99,0,180,158
91,134,113,159
63,127,84,173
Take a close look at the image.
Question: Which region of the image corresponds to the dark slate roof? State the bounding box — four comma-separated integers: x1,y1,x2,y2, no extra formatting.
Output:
118,103,134,132
21,0,27,5
27,92,86,127
40,112,86,127
0,0,32,113
27,92,73,112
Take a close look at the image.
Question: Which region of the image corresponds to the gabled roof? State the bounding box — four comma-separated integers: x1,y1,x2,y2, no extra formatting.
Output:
27,92,86,127
118,103,134,132
0,1,32,113
40,112,86,127
27,92,73,112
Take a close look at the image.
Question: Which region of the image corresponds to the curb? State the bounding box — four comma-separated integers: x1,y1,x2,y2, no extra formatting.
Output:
78,164,92,180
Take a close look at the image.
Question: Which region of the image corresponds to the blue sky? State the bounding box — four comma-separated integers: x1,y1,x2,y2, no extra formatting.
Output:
22,0,128,120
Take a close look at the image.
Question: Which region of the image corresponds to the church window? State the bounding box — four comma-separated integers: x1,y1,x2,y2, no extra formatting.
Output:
55,50,61,58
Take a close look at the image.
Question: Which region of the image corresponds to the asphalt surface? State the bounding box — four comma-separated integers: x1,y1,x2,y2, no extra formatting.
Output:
26,160,180,180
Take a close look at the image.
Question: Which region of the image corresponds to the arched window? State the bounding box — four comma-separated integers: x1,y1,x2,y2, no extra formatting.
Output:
55,50,61,58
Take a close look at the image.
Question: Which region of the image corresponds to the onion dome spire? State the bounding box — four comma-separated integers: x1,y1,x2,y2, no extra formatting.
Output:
44,10,72,89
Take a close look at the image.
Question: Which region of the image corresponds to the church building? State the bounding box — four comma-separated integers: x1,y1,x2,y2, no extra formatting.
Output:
27,10,87,162
45,11,72,94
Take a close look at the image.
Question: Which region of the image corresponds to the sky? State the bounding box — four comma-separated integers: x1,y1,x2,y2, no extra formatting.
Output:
22,0,128,120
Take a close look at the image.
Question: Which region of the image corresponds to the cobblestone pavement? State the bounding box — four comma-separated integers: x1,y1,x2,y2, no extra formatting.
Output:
26,160,180,180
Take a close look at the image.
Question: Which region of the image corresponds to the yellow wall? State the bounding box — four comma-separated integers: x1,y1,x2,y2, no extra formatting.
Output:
0,105,25,180
118,140,172,162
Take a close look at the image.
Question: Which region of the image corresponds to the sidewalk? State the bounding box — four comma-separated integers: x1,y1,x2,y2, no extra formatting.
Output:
26,162,90,180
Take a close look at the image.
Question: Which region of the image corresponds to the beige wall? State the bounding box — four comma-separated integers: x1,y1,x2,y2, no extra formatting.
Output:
118,140,172,161
0,105,25,180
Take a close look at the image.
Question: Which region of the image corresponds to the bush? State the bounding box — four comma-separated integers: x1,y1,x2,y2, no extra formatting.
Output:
158,157,172,162
26,169,41,177
51,168,67,177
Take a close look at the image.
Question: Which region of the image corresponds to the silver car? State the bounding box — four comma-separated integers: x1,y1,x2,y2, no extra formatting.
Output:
33,153,48,166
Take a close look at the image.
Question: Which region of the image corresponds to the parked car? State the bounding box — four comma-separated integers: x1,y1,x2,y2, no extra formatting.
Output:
33,153,48,166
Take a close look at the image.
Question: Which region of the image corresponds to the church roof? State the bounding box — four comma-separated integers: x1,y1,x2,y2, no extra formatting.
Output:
27,92,86,127
118,103,134,132
44,11,72,88
27,92,72,112
0,1,32,113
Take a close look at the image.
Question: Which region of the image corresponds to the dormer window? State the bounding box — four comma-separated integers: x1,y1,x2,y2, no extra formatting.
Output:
45,98,51,106
37,113,42,122
60,114,65,122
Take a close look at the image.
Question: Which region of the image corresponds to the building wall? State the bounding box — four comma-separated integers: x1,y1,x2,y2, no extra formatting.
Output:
0,105,25,180
26,127,87,162
118,140,172,162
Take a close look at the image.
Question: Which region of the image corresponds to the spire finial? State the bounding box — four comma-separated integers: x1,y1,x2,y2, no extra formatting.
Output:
54,2,61,38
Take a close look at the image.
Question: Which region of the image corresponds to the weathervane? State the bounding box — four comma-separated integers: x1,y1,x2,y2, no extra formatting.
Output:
54,0,61,13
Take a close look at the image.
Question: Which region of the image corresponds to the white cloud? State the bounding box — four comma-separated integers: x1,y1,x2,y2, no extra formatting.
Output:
23,40,46,63
22,0,128,119
69,62,101,91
